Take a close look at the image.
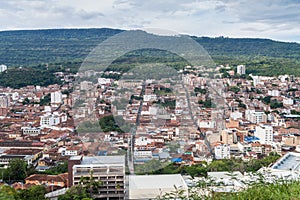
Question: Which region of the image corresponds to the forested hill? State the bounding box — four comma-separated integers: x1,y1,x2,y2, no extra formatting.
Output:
0,28,123,66
0,28,299,76
193,36,300,60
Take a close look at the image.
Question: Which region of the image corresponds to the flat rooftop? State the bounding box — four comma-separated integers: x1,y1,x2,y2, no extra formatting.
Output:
272,152,300,171
129,174,187,190
81,155,125,165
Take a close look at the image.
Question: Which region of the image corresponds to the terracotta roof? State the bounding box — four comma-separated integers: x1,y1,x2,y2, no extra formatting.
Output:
25,173,68,183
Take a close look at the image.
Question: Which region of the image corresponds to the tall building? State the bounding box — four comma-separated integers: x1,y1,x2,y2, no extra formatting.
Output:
254,124,273,144
51,91,62,104
237,65,246,75
0,64,7,73
245,110,267,124
214,143,231,159
68,155,126,200
0,94,9,108
40,113,60,127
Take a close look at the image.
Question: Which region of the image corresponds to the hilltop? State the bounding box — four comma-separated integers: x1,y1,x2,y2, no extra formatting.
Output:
0,28,299,76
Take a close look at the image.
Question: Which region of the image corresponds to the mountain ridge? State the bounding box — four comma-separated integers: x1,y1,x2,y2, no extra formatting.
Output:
0,28,299,74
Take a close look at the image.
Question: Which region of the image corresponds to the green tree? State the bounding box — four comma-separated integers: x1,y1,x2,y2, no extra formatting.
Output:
39,93,51,106
16,185,48,200
7,159,27,182
0,185,16,200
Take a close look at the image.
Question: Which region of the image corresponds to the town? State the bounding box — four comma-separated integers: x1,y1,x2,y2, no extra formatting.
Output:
1,62,300,199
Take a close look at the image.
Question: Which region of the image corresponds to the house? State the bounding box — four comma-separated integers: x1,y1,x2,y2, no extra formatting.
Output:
25,173,68,188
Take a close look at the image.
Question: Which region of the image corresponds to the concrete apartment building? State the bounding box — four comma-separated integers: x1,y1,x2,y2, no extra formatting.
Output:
68,155,126,200
254,124,274,145
237,65,246,75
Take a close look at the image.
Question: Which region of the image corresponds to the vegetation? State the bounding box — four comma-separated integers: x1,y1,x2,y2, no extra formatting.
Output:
213,180,300,200
159,177,300,200
58,170,101,200
262,96,284,108
0,68,61,89
0,29,299,79
157,99,176,110
198,98,216,108
77,121,102,133
39,93,51,106
98,115,132,133
136,153,280,176
0,185,47,200
194,87,207,95
39,161,68,175
2,159,28,182
228,86,240,93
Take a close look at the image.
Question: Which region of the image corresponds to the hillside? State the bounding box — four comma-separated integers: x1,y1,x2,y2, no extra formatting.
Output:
0,28,300,76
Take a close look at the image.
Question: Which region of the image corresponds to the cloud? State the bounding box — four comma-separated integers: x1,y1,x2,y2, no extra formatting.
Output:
0,0,298,42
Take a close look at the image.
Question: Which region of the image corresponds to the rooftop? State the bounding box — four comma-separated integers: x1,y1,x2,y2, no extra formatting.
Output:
129,174,187,190
272,152,300,171
78,155,125,165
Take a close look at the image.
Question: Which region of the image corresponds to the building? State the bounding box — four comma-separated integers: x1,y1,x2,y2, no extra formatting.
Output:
68,155,125,200
134,150,153,163
25,173,68,188
128,174,188,199
245,110,267,124
0,155,33,167
22,127,41,136
268,90,280,97
51,91,63,104
143,94,157,102
40,113,60,127
214,143,231,159
0,94,9,108
254,124,273,144
0,64,7,73
237,65,246,75
272,152,300,171
80,81,93,90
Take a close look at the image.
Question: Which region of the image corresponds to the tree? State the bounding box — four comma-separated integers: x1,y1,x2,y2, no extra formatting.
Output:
59,170,102,200
7,159,27,182
79,170,103,197
16,185,48,200
39,93,51,106
58,185,90,200
228,86,240,93
0,185,16,200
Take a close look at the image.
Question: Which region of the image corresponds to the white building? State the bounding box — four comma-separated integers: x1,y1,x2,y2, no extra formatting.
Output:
80,81,93,90
69,155,125,199
129,174,188,200
143,94,157,102
0,64,7,73
21,127,41,136
268,90,280,97
11,92,19,101
0,94,9,108
237,65,246,75
51,91,62,104
40,112,61,127
245,110,267,124
98,78,112,85
230,111,243,120
283,98,294,105
198,120,215,129
250,75,261,87
134,150,153,162
254,124,273,144
214,144,231,159
59,147,79,156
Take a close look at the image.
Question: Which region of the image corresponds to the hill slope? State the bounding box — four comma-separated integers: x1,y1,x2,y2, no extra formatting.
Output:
0,28,299,76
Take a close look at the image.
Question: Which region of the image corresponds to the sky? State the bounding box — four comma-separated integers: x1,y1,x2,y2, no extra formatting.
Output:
0,0,299,42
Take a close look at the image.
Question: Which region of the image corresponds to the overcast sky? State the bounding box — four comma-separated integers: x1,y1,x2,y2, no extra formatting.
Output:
0,0,299,42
